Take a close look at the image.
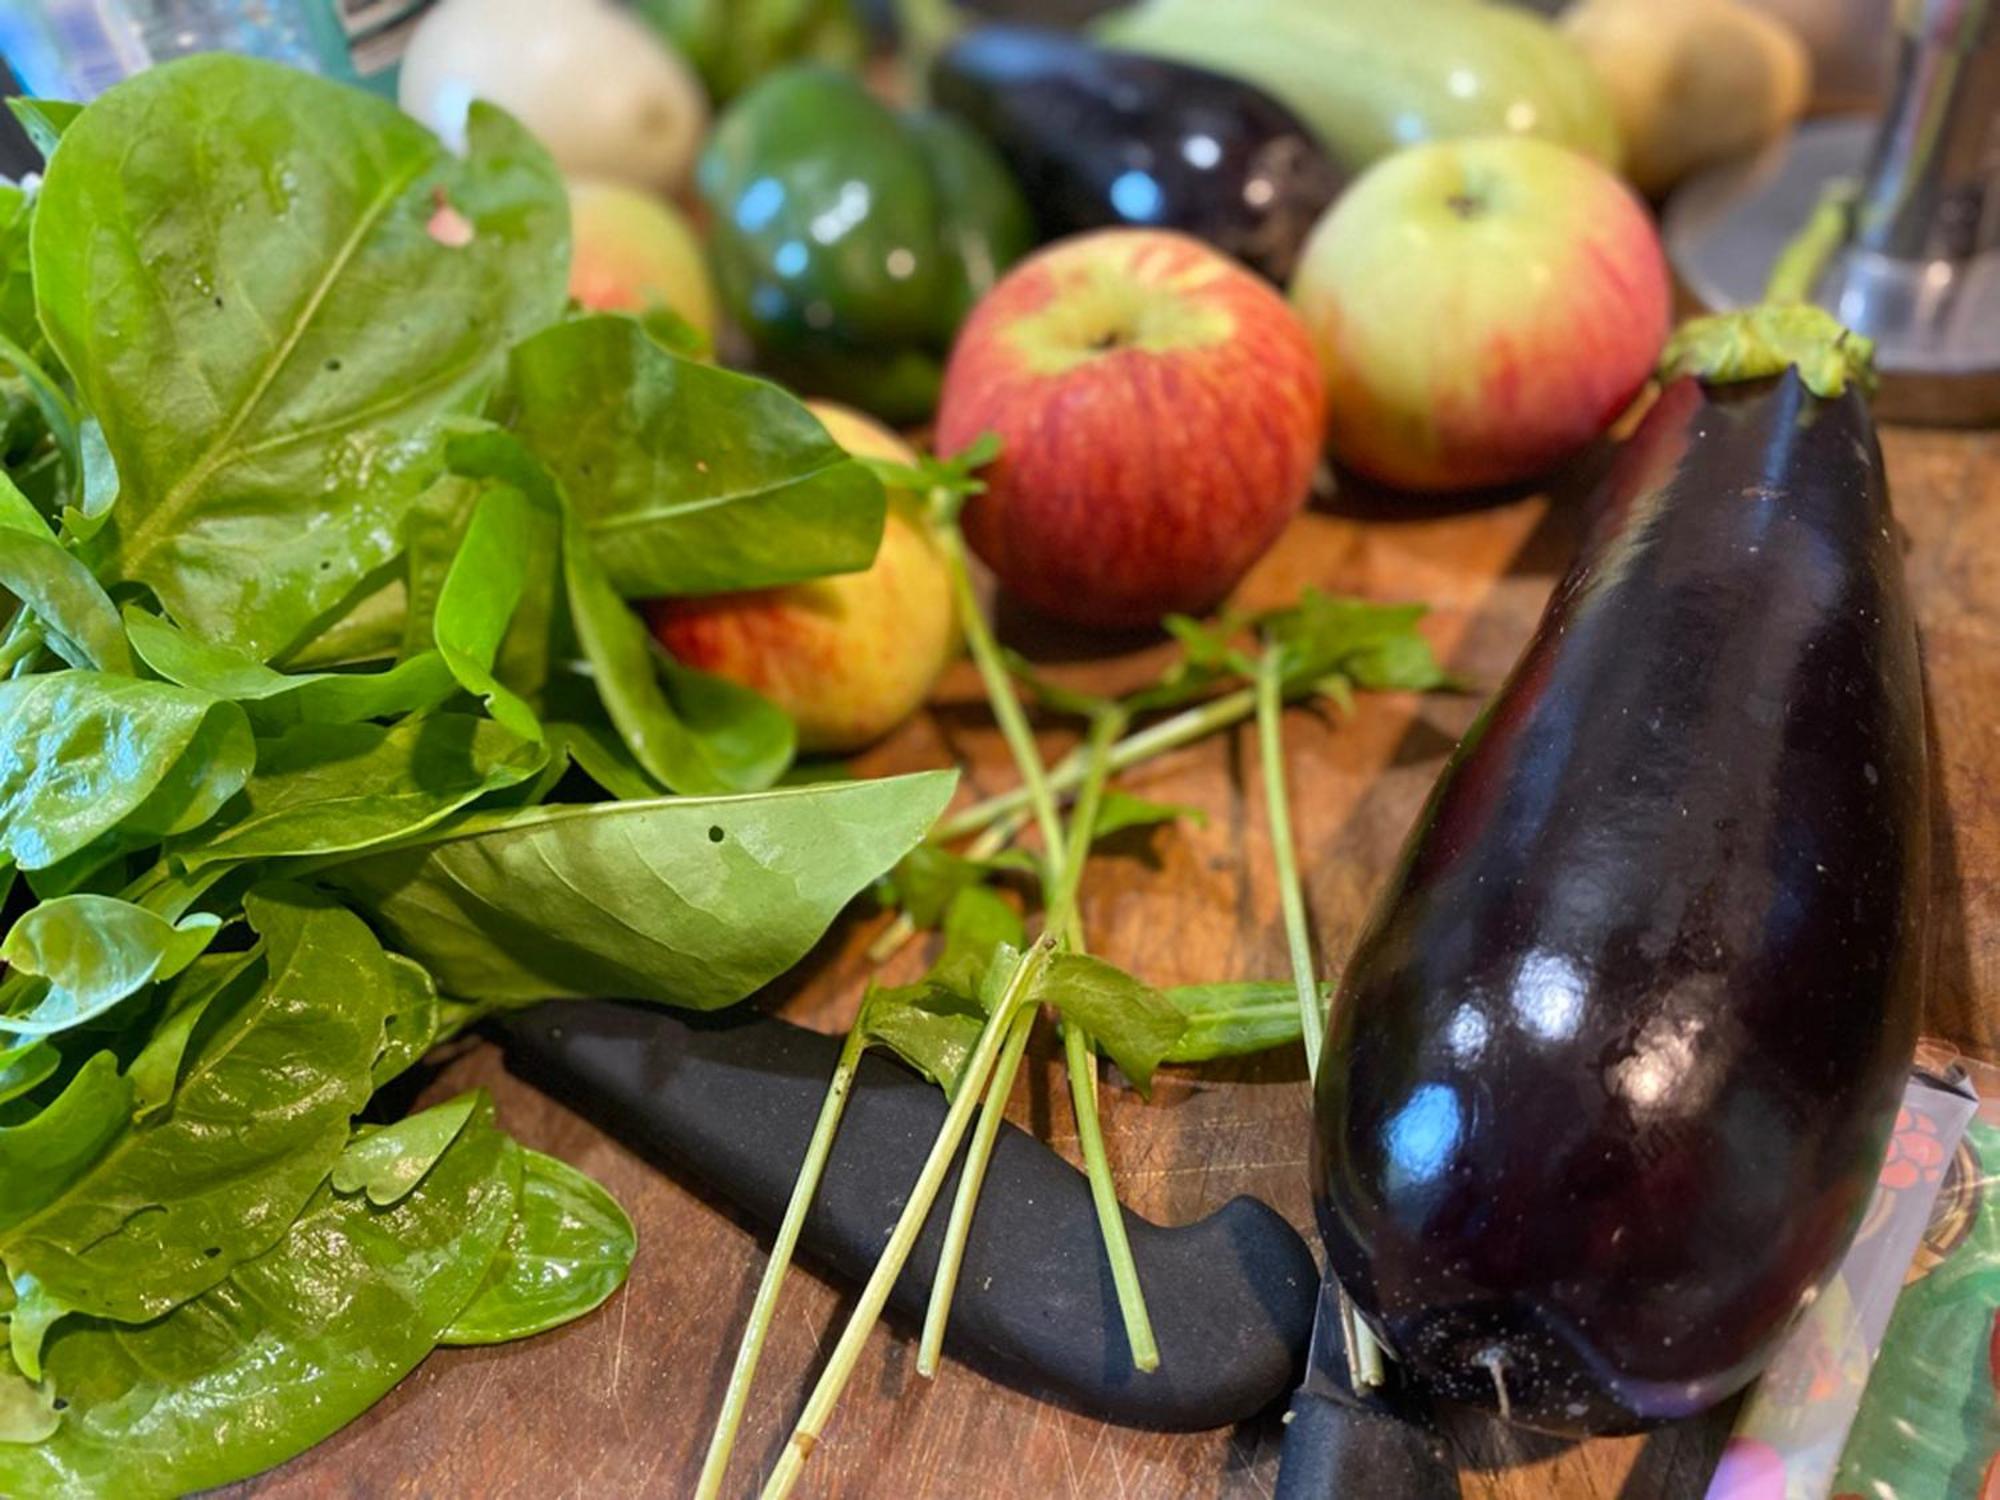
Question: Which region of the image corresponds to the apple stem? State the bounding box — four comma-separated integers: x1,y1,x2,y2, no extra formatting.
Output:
696,1023,869,1500
1255,650,1325,1082
760,937,1056,1500
932,686,1261,844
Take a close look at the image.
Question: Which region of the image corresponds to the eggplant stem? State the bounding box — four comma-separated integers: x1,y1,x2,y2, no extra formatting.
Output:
696,1024,869,1500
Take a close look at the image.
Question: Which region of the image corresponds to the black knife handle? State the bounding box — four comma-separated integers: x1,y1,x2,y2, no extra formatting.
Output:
492,999,1319,1431
1275,1389,1462,1500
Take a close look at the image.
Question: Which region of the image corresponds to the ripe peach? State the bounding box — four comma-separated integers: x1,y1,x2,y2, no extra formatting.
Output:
567,178,718,341
645,404,957,753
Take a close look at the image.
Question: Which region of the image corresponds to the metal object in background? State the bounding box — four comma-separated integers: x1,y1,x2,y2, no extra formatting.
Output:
1668,0,2000,425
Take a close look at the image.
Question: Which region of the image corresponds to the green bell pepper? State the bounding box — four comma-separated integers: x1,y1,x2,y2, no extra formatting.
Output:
698,67,1034,423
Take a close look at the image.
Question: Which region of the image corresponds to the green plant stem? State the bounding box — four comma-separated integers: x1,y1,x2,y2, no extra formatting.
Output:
697,1023,869,1500
866,807,1028,965
1254,650,1387,1390
0,615,44,678
932,686,1259,844
938,522,1068,887
761,938,1055,1500
914,1000,1036,1377
1256,651,1324,1082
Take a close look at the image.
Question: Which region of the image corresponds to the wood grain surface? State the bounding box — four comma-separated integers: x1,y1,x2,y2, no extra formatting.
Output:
234,420,1999,1500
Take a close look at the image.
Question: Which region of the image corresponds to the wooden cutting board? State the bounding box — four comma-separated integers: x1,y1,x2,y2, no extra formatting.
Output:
235,420,1998,1500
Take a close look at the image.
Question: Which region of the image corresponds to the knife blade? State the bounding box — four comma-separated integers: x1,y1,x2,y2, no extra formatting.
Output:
1273,1278,1462,1499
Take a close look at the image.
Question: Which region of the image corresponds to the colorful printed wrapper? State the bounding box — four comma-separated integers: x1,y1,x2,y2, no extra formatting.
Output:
1830,1051,2000,1500
1705,1060,1979,1500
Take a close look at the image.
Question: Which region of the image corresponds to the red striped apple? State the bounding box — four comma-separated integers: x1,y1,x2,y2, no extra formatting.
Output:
935,229,1325,630
1290,136,1671,493
645,404,956,754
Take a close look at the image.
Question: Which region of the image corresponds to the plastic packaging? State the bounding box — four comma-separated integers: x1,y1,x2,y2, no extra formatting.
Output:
1707,1059,1979,1500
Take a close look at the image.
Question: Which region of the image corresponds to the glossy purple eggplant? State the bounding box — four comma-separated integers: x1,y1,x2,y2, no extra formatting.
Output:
930,24,1342,283
1313,365,1928,1435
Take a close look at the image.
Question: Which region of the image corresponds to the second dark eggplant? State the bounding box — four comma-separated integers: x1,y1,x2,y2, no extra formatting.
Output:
1313,315,1928,1436
931,25,1343,283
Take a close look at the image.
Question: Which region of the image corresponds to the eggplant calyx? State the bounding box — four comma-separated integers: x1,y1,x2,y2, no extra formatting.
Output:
1659,305,1876,400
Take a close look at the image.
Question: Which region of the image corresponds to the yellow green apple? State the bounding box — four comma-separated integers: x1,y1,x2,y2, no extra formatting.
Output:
645,404,956,753
567,179,718,341
1290,136,1671,493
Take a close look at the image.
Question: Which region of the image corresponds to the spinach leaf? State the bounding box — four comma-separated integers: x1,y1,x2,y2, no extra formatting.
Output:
441,1148,635,1345
33,55,568,659
0,885,398,1358
1160,980,1318,1063
123,606,456,732
372,954,441,1090
178,713,545,871
325,770,956,1008
331,1092,477,1206
0,1054,129,1236
562,499,794,794
433,426,566,700
0,1097,519,1499
0,673,253,873
1030,954,1186,1097
877,843,1035,933
0,1351,57,1444
5,98,80,160
0,183,33,351
431,481,540,741
0,896,222,1038
125,949,265,1123
0,500,130,673
502,315,885,599
0,1040,59,1109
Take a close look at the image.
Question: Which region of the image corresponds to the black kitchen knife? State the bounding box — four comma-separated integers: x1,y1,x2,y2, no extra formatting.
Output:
492,998,1319,1431
1273,1278,1462,1499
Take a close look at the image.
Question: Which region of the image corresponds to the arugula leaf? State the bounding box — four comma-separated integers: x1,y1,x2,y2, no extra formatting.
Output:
1029,954,1186,1097
0,1097,519,1499
175,713,545,871
1259,591,1450,693
561,500,795,794
1160,980,1320,1063
123,606,456,732
33,56,569,659
0,885,399,1362
1092,791,1206,842
859,886,1025,1097
325,770,957,1008
502,315,885,599
0,673,253,873
431,481,541,741
441,1147,636,1345
0,896,222,1038
331,1092,478,1207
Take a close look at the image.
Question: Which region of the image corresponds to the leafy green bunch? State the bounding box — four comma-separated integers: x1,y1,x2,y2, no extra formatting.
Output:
0,56,955,1495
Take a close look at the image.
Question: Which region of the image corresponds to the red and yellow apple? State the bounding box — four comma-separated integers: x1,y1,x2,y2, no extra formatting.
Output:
645,403,956,754
1290,135,1671,493
934,229,1325,630
567,178,718,342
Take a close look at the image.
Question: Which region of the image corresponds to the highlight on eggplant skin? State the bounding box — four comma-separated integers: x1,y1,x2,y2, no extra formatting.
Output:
931,24,1344,283
1311,367,1929,1436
